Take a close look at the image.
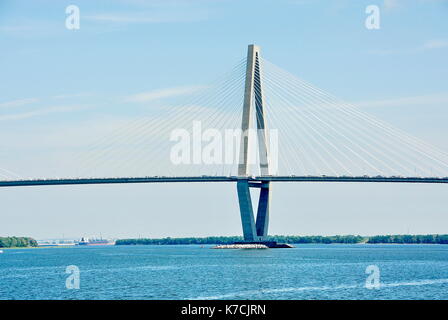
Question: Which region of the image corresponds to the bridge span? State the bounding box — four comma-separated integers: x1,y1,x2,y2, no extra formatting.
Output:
1,175,447,188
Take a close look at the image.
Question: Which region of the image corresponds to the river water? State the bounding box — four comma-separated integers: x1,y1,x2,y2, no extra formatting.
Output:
1,244,448,299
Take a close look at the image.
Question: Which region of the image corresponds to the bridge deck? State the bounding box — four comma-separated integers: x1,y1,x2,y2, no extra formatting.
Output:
0,176,448,187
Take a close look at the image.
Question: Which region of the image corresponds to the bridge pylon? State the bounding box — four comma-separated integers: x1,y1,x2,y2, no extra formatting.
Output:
237,44,272,242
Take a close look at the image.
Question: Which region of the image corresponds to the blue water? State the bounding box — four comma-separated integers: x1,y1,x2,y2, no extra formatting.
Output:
1,244,448,300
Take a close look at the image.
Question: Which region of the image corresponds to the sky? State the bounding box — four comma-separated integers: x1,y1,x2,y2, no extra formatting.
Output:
0,0,447,239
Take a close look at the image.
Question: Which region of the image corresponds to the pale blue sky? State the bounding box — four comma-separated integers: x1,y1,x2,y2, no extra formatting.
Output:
0,0,447,239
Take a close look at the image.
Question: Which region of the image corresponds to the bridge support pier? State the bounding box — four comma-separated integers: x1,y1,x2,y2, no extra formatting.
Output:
237,180,270,242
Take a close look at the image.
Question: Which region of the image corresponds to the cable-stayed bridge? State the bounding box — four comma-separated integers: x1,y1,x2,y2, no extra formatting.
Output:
1,45,448,243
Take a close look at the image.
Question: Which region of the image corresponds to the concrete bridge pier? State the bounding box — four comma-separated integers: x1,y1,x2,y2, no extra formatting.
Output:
236,179,270,242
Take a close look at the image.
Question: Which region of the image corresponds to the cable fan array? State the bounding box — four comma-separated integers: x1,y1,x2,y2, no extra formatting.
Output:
71,59,247,178
1,55,448,180
260,58,448,177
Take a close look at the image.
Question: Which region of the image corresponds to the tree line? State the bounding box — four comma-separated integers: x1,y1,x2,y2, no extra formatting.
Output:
116,235,365,245
367,234,448,244
0,237,38,248
116,234,448,245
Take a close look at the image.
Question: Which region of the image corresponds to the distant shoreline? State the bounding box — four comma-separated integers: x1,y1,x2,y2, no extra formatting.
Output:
2,234,448,249
115,234,448,246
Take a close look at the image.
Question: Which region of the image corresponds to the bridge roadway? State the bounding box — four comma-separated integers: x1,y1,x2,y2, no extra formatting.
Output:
0,175,448,188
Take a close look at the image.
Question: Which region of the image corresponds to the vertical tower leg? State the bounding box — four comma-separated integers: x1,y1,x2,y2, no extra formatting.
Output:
255,182,270,240
236,180,258,241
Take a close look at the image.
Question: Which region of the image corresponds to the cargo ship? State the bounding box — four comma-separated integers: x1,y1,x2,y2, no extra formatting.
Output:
78,237,114,246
